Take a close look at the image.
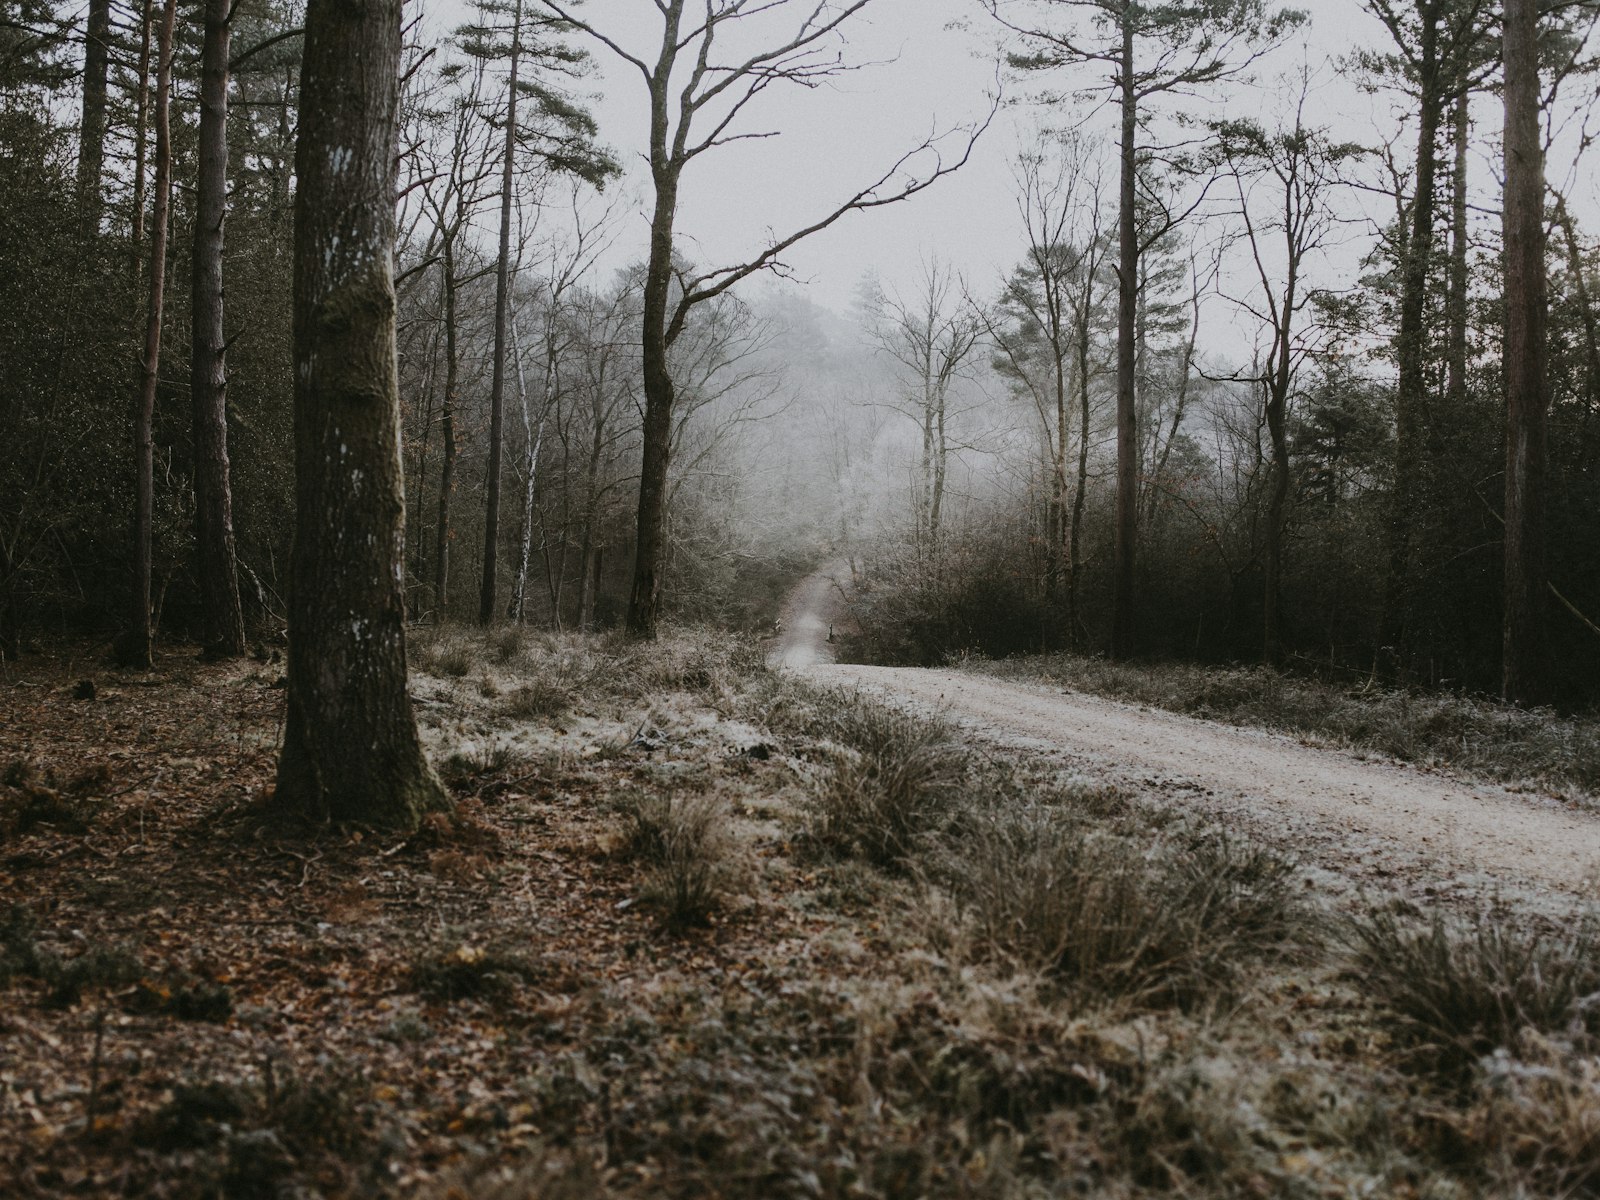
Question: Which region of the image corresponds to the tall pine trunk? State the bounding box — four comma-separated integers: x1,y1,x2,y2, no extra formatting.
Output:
1379,6,1443,672
480,0,521,626
1111,15,1139,660
76,0,111,230
117,0,175,670
275,0,445,828
1501,0,1549,703
191,0,246,660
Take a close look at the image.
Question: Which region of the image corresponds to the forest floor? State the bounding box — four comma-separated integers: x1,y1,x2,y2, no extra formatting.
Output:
4,612,1600,1197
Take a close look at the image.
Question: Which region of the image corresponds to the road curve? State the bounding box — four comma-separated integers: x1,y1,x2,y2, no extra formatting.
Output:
778,569,1600,902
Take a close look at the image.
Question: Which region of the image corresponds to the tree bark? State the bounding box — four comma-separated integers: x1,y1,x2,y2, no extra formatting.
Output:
275,0,445,828
75,0,111,231
117,0,175,670
191,0,246,660
1111,14,1139,660
1501,0,1549,704
479,0,521,626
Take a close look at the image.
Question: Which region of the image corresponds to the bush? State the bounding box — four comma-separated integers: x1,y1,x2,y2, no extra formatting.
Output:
618,791,736,929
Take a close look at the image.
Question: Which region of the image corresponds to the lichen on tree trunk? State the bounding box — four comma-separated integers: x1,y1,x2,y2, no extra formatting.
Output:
275,0,445,828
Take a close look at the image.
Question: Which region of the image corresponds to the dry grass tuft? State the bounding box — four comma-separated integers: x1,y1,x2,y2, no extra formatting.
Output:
939,808,1302,1009
1349,906,1600,1077
617,790,739,929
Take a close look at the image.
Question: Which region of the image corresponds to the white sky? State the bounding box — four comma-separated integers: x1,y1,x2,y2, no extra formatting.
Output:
502,0,1600,357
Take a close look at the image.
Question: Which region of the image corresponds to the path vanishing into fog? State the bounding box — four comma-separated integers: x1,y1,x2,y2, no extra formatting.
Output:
774,564,1600,907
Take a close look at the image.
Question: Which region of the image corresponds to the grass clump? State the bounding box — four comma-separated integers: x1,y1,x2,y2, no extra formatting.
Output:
617,790,737,929
1350,906,1600,1077
800,696,968,869
940,809,1301,1009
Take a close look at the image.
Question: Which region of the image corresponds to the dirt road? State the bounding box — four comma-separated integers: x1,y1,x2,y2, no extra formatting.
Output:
778,573,1600,907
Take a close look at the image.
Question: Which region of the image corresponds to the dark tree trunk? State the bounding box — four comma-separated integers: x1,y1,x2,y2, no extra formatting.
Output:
627,3,685,640
1379,5,1443,669
1501,0,1549,704
191,0,246,660
117,0,175,670
76,0,111,230
480,0,521,626
274,0,445,828
1111,15,1139,660
435,238,459,614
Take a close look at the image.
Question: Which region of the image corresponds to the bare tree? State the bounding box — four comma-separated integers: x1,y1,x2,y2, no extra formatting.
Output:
116,0,175,670
867,261,983,563
274,0,445,828
1210,80,1363,663
537,0,992,638
986,0,1303,659
191,0,246,659
984,133,1111,642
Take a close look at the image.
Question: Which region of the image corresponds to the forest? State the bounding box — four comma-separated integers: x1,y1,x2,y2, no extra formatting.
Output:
8,0,1600,1197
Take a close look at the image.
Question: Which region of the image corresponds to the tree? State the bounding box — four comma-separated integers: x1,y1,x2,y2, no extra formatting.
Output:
1210,85,1361,663
1358,0,1494,668
458,0,616,625
538,0,990,638
1501,0,1547,703
988,0,1304,659
868,261,983,563
274,0,445,828
116,0,175,670
191,0,247,659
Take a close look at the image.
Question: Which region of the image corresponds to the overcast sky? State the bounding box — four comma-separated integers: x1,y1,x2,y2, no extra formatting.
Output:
510,0,1599,357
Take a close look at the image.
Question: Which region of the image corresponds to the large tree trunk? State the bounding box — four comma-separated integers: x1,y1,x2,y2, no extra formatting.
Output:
626,4,685,640
191,0,246,660
628,167,681,639
76,0,111,230
1379,6,1443,671
117,0,175,670
480,0,521,626
1111,15,1139,660
435,239,459,614
275,0,445,828
1501,0,1549,704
